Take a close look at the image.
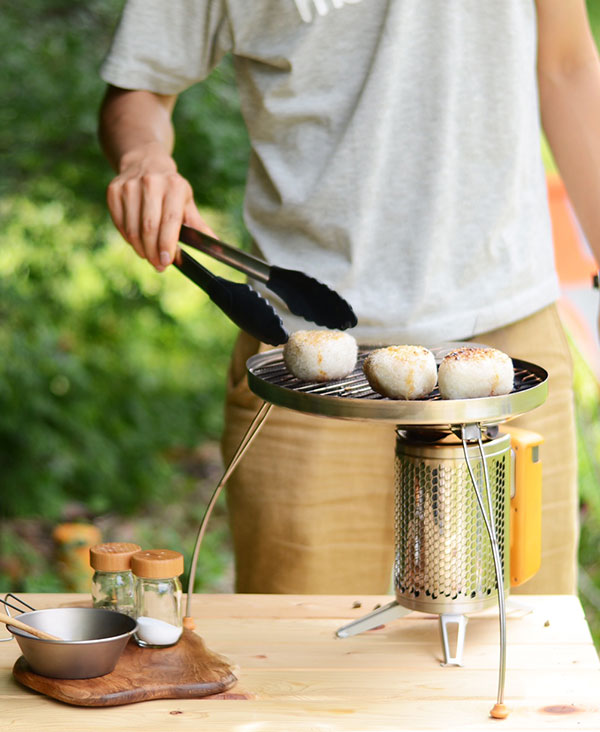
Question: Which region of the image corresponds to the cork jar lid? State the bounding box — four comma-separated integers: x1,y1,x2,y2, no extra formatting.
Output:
89,542,141,571
131,549,184,579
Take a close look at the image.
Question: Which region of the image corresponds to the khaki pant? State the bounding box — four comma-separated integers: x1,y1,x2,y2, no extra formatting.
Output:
222,304,578,594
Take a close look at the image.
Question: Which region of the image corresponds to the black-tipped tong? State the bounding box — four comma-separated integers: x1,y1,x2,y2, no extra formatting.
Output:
174,224,357,346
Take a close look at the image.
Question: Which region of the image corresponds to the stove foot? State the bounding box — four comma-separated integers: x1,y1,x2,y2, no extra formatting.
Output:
439,613,468,666
335,600,411,638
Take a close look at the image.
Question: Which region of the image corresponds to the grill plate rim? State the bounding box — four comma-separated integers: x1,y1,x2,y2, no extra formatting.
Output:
246,344,548,427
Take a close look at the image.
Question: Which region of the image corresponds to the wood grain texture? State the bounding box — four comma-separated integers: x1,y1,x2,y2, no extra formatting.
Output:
2,594,599,730
12,630,237,706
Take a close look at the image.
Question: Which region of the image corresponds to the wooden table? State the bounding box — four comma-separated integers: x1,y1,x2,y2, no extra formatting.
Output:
2,593,599,730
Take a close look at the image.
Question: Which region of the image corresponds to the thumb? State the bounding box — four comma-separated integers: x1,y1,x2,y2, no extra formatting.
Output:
183,201,218,239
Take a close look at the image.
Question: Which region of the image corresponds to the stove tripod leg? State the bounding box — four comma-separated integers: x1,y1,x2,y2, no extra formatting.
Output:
184,401,273,621
506,598,533,616
439,613,468,667
335,600,411,638
462,425,508,717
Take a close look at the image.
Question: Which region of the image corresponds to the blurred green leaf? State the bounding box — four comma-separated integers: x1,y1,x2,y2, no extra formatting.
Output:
0,1,249,521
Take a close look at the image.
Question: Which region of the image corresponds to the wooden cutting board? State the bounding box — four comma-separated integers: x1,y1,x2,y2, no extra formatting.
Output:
13,629,238,707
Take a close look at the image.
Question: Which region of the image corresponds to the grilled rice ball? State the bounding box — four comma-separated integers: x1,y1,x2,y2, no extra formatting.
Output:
363,345,437,400
283,329,358,382
438,346,514,399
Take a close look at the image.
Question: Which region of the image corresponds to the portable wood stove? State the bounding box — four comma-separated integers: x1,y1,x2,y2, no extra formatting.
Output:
185,343,548,715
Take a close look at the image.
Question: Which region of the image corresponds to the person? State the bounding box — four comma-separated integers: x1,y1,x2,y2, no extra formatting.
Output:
98,0,600,596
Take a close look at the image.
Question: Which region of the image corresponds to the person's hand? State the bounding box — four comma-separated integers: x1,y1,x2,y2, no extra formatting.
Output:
106,142,213,271
597,289,600,343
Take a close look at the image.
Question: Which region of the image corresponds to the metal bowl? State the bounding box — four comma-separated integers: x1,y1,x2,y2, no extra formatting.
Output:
8,607,137,679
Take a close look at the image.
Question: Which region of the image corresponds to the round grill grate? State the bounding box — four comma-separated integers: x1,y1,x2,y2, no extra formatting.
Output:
246,345,548,427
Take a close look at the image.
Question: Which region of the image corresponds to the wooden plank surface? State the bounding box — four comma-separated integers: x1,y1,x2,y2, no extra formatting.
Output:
1,593,599,730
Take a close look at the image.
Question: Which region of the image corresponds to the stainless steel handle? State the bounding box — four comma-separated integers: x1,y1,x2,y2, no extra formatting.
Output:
179,225,270,282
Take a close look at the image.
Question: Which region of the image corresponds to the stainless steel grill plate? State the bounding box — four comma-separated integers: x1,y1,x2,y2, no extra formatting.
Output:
246,344,548,427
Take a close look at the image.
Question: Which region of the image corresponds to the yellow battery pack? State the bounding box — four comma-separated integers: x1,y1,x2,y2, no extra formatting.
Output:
502,425,543,587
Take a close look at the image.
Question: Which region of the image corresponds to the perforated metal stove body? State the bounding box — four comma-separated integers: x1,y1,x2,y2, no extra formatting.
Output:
394,429,511,613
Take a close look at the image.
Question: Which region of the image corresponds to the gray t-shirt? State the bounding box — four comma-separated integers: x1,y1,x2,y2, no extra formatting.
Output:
101,0,559,344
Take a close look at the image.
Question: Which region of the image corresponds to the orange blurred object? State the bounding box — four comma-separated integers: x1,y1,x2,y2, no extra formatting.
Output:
547,174,597,288
547,174,600,381
52,523,102,592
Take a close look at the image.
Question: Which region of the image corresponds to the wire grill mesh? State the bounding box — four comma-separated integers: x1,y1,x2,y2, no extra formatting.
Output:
251,349,540,400
247,346,548,426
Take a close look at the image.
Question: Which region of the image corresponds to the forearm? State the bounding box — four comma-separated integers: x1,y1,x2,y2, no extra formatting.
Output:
98,85,210,270
535,0,600,268
98,86,177,173
540,61,600,267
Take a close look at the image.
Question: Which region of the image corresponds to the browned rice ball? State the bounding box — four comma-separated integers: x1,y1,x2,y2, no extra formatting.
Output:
363,345,437,400
283,330,358,382
438,346,514,399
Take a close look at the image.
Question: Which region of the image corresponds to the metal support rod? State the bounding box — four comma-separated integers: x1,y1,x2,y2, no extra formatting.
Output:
185,401,273,618
461,425,507,708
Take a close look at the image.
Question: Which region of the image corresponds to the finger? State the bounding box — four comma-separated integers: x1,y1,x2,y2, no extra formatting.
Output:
107,178,146,260
156,176,192,267
120,177,148,260
183,200,218,238
138,174,164,269
106,179,125,236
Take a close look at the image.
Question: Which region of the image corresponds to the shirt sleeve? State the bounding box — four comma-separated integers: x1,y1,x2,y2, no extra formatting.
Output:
100,0,232,94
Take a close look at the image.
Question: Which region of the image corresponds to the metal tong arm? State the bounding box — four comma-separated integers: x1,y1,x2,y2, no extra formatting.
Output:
174,248,234,302
173,249,288,346
180,224,270,283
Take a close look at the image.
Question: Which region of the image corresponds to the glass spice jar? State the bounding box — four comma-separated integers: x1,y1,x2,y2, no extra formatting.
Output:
89,542,141,616
131,549,184,648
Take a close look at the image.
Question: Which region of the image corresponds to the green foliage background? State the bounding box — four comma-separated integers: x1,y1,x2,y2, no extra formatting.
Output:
1,1,599,634
1,0,252,591
1,0,249,520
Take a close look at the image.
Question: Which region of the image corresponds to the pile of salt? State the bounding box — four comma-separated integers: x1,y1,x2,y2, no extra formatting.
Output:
135,616,182,646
